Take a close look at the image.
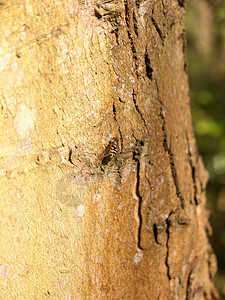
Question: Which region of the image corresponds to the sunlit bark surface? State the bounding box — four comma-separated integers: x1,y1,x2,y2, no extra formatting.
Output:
0,0,218,298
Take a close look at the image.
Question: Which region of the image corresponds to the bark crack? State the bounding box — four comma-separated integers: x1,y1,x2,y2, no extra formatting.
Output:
145,48,153,80
185,131,198,205
132,89,149,132
68,148,74,165
153,223,160,245
159,104,185,208
161,0,166,16
124,0,149,133
133,10,139,37
113,102,123,149
151,17,165,44
181,30,187,70
136,159,144,250
124,0,138,76
165,211,174,280
177,0,186,7
132,138,145,250
185,256,199,300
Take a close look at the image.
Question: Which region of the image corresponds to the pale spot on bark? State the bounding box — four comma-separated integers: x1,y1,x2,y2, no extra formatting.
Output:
76,204,85,219
133,250,143,264
14,105,35,137
0,264,10,278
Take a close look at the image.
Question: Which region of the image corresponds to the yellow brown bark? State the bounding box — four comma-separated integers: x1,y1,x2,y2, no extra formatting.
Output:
0,0,218,299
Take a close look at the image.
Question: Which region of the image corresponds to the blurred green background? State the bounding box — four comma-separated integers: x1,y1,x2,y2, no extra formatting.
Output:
185,0,225,297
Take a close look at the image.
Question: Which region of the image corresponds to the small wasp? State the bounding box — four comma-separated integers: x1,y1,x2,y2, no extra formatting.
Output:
101,137,119,165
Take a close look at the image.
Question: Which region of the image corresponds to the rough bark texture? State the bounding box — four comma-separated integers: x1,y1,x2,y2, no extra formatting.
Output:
0,0,218,299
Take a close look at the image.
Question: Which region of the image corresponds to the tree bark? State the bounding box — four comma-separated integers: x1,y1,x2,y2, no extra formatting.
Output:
0,0,218,299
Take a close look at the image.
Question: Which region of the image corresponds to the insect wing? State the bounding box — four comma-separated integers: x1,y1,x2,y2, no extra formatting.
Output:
101,138,119,165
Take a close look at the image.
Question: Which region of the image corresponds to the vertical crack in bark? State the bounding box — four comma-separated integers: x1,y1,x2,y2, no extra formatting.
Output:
111,28,119,45
133,11,139,37
185,256,198,300
145,48,153,80
132,89,149,132
123,0,138,76
181,30,188,72
123,0,149,133
165,211,174,280
185,131,198,205
68,148,74,165
186,270,193,300
136,159,144,250
153,224,160,245
161,0,166,16
159,104,185,208
113,102,123,150
167,148,185,208
132,140,144,250
151,17,165,43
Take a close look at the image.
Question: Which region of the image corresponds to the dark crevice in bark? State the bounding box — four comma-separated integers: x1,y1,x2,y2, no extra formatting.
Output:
118,97,125,103
111,28,119,45
68,148,74,165
133,11,138,37
136,159,144,250
161,0,167,16
132,131,138,143
132,140,144,250
186,269,193,299
158,102,185,208
113,102,123,150
165,211,174,280
145,48,153,80
168,149,185,208
94,7,102,19
183,59,188,72
132,89,149,131
185,256,198,300
124,0,139,75
185,131,198,205
153,224,160,244
177,0,186,7
135,0,140,9
124,0,149,133
181,30,188,72
151,17,165,43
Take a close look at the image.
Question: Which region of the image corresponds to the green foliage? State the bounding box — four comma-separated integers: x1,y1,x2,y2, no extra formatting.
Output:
186,0,225,297
186,0,225,178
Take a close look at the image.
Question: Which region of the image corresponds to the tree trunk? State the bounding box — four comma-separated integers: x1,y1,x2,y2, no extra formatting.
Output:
0,0,218,299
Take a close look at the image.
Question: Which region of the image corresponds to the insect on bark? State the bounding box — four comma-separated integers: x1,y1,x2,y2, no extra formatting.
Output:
101,137,119,165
